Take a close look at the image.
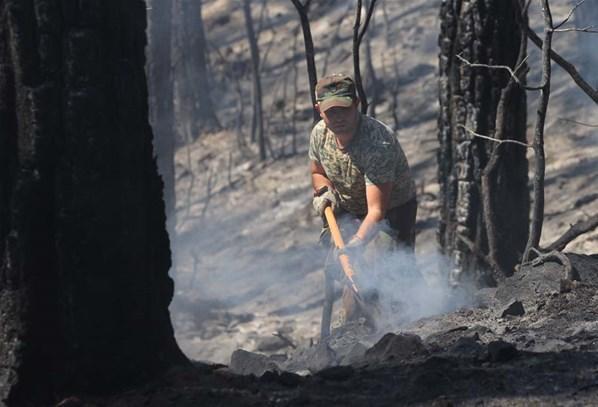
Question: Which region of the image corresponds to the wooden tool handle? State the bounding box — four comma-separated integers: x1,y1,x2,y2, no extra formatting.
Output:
324,206,359,293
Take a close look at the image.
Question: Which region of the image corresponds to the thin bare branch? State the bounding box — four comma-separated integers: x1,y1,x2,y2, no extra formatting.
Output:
458,124,532,148
456,54,541,91
527,25,598,104
357,0,378,45
553,25,598,33
558,118,598,128
554,0,586,29
545,214,598,252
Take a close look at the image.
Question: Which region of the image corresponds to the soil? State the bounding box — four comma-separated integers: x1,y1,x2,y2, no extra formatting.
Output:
92,1,598,405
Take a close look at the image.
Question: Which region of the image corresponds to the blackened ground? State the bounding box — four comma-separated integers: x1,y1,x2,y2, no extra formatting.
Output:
72,254,598,406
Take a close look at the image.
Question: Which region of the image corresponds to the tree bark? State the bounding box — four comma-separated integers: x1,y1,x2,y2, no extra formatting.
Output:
438,0,529,285
0,1,186,405
147,0,176,239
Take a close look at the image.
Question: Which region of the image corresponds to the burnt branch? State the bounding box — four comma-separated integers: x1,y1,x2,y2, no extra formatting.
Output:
545,214,598,252
553,0,586,29
530,248,578,282
558,118,598,128
527,26,598,104
458,125,532,148
553,26,598,33
290,0,319,123
456,54,541,91
353,0,378,114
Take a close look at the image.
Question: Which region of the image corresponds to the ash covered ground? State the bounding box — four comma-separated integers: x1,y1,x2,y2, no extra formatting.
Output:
98,254,598,406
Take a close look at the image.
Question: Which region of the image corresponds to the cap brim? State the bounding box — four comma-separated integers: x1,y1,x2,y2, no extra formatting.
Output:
319,96,354,112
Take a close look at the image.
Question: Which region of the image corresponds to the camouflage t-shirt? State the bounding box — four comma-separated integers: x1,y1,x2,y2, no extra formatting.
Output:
309,114,416,216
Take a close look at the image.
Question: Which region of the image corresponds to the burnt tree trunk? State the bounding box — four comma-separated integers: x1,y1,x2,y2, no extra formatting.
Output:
0,1,187,405
242,0,266,160
147,0,176,238
172,0,220,141
438,0,529,285
184,0,220,132
290,0,319,124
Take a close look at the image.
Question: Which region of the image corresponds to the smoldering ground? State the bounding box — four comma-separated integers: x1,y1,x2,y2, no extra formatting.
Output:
169,199,477,366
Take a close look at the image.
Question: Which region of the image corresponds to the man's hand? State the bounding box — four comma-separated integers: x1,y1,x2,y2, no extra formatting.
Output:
312,187,339,217
336,235,364,260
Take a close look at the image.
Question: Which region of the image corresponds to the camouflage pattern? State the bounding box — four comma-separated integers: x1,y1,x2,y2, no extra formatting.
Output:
309,114,416,216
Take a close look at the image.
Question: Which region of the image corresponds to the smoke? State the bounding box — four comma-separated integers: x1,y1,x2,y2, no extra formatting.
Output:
331,216,475,332
168,189,477,364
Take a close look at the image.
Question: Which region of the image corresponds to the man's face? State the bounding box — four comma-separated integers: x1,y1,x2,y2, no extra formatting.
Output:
317,101,359,135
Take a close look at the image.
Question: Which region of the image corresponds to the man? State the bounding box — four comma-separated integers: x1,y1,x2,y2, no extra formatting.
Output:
309,73,417,333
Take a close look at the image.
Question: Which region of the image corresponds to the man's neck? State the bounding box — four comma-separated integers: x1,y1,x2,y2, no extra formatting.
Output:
334,132,353,151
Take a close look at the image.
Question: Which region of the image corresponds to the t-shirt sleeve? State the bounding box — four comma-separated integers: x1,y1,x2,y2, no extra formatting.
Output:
308,125,321,163
363,143,397,185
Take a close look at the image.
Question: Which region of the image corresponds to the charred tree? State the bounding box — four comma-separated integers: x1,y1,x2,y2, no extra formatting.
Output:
438,0,530,285
0,1,187,405
243,0,266,161
147,0,176,238
173,0,220,141
186,0,221,132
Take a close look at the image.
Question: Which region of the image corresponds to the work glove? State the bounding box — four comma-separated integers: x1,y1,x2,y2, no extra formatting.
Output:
335,235,365,261
312,186,340,217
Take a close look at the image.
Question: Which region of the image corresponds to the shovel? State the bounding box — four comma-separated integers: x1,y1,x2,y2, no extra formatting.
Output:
320,206,380,339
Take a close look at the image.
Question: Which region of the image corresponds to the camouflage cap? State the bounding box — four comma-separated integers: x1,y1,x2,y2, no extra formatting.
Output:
315,73,357,112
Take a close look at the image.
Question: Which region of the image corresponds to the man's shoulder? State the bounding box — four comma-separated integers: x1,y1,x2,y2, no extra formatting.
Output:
361,115,395,144
362,115,395,141
309,120,329,160
311,119,327,136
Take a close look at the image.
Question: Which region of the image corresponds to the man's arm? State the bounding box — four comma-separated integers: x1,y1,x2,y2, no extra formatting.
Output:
310,160,333,193
354,182,392,241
